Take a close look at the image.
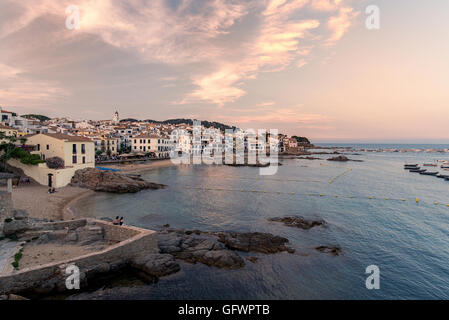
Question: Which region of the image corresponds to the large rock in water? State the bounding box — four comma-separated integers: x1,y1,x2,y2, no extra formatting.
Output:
131,254,181,277
216,232,295,254
70,168,165,193
268,216,326,230
327,155,349,162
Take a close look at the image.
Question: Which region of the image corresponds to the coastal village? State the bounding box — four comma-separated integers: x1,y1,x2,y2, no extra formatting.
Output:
1,106,311,189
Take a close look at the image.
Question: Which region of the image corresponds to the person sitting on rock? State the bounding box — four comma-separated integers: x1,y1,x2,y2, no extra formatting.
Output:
112,216,120,225
119,217,125,226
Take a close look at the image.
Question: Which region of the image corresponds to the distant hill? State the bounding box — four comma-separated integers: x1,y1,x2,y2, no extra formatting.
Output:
22,114,50,121
292,136,311,144
120,118,139,123
143,118,238,131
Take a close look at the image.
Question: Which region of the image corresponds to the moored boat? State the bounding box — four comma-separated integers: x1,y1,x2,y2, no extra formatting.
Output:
420,171,438,176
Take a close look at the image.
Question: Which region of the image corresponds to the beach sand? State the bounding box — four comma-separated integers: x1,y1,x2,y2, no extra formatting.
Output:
0,183,94,221
100,159,175,173
0,159,177,221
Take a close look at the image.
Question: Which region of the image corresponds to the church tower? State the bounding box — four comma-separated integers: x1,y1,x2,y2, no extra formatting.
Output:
113,110,119,123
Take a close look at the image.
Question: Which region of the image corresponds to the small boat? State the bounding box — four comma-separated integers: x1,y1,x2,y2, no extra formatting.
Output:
423,163,437,167
420,171,438,176
441,165,449,169
437,174,449,179
410,169,426,173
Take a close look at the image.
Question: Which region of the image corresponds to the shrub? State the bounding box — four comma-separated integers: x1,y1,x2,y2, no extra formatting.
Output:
46,157,65,169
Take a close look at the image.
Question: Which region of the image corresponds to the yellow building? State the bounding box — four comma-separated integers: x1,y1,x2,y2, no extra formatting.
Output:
132,134,170,157
0,124,18,139
25,133,95,168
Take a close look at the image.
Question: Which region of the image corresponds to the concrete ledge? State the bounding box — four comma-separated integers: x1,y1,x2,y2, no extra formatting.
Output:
0,219,157,295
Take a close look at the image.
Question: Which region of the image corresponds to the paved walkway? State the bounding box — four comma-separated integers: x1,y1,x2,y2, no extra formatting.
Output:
0,240,21,275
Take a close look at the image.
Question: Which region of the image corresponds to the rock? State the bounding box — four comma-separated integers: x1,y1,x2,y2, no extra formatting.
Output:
64,231,78,242
12,209,28,220
70,167,165,193
197,250,245,269
131,254,180,277
327,155,349,162
246,256,258,263
47,229,69,241
217,232,295,254
315,245,342,256
7,294,28,300
327,155,362,162
3,218,31,236
268,216,326,230
99,217,113,222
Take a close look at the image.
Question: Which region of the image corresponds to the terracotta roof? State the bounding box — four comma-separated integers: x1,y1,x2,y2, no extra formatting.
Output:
0,124,16,130
135,134,164,139
25,133,93,142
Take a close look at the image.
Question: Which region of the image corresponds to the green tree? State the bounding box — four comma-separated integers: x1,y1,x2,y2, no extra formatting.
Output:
0,133,42,171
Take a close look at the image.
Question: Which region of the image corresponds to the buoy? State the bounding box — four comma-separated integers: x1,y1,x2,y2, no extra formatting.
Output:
416,198,419,203
334,195,338,198
277,192,281,195
368,196,372,199
290,192,295,195
401,199,406,201
434,202,439,205
385,197,389,200
350,196,353,199
264,190,267,193
320,194,324,197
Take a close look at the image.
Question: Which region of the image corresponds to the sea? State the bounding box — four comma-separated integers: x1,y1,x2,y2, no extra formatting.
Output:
71,144,449,299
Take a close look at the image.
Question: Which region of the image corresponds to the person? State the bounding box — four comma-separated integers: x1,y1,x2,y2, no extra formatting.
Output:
119,217,124,226
112,216,120,225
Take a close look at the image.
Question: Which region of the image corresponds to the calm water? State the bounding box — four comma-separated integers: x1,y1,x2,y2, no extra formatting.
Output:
74,145,449,299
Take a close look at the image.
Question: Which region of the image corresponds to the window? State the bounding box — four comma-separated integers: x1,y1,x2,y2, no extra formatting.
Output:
73,156,77,164
82,156,86,164
46,144,49,150
37,144,40,151
81,144,85,154
134,139,136,143
140,139,142,143
72,144,77,154
134,146,137,150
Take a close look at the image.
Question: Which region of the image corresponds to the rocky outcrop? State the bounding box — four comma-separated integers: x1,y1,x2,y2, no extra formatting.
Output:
268,216,326,230
327,155,362,162
3,209,31,236
156,226,295,270
216,232,295,254
70,168,165,193
131,253,180,278
315,245,342,256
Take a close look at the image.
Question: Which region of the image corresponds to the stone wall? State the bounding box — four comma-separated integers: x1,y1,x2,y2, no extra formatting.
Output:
0,191,13,237
0,219,158,294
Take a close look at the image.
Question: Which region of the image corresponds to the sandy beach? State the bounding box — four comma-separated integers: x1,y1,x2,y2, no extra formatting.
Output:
0,183,94,221
0,159,177,222
99,159,175,173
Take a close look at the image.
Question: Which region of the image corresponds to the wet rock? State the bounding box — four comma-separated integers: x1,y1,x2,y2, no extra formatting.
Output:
268,216,326,230
131,254,181,277
197,250,245,269
246,256,258,263
70,167,165,193
327,155,362,162
216,232,295,254
315,245,342,256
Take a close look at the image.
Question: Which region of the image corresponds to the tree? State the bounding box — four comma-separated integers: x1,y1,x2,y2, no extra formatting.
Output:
0,132,43,171
95,150,103,156
46,157,65,169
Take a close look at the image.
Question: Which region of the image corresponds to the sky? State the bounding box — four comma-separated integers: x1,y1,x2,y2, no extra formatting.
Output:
0,0,448,142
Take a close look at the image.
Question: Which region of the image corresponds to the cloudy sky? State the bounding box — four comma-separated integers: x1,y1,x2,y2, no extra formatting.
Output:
0,0,448,142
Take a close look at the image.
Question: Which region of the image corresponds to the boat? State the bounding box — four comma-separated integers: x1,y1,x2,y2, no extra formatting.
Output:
410,169,426,173
436,174,449,179
441,165,449,169
423,163,437,167
420,171,438,176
